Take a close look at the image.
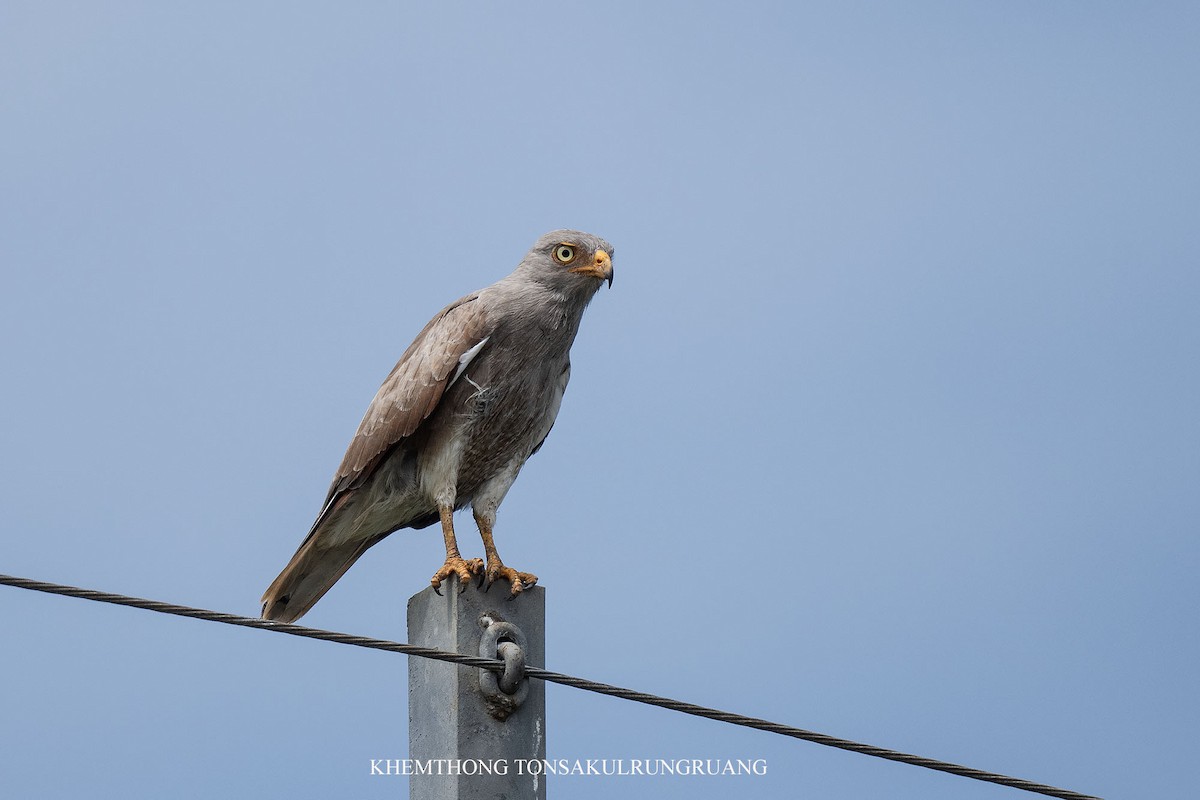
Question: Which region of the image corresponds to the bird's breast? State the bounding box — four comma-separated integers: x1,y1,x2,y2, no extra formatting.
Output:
440,344,569,495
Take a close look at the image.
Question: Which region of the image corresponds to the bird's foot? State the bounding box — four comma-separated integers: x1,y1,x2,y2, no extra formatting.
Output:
431,556,484,595
485,558,538,598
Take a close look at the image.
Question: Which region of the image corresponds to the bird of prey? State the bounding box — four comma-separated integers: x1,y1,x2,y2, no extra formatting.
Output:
261,230,613,623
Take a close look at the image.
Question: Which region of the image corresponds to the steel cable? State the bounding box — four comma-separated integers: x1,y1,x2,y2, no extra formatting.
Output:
0,573,1101,800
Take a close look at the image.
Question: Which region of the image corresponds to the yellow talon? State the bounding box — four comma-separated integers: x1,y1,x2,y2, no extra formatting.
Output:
431,556,484,595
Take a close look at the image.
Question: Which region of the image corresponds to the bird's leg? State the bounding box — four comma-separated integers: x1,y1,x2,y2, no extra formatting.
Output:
430,504,483,595
473,508,537,596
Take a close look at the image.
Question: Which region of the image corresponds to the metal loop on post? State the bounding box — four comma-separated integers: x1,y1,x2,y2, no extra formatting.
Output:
479,616,529,720
496,640,526,694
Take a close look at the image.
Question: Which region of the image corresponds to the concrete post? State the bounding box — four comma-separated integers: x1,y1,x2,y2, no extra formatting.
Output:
408,577,546,799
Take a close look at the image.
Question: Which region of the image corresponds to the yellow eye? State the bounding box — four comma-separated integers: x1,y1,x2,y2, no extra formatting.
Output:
553,244,576,264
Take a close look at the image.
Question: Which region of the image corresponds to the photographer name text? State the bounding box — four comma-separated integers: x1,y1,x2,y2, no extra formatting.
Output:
370,757,768,778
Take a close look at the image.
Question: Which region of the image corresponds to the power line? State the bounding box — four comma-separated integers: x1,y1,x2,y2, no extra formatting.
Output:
0,573,1101,800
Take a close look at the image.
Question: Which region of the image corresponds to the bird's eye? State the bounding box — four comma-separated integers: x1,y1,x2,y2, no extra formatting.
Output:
553,244,576,264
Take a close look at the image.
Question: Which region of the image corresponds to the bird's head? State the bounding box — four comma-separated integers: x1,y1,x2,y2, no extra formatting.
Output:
517,229,614,294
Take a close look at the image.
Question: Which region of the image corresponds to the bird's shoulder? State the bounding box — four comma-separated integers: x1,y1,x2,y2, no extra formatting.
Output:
327,290,495,496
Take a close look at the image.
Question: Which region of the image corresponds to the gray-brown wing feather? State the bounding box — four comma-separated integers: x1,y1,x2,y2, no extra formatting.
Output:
260,293,492,622
326,292,491,502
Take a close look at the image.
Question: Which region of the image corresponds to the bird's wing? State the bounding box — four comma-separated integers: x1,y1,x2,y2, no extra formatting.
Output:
325,292,492,502
260,292,492,622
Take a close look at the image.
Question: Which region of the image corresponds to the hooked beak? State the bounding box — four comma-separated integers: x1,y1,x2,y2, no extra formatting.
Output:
569,250,613,287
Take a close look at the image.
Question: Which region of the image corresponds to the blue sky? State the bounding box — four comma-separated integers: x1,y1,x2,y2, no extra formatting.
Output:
1,2,1197,798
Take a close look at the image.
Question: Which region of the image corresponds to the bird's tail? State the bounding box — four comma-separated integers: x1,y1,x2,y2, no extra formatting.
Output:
260,535,372,623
